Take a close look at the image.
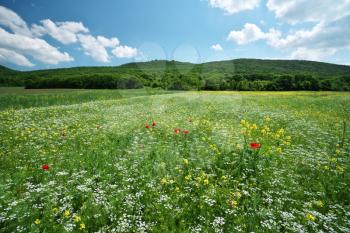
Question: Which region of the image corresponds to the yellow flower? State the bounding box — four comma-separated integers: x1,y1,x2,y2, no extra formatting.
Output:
79,223,85,230
64,210,70,218
183,159,189,166
185,174,192,181
203,179,209,185
276,147,282,153
229,200,238,208
160,178,168,185
306,213,316,221
336,165,344,173
34,219,41,225
250,124,257,130
240,119,246,125
175,187,180,192
234,191,242,199
73,215,81,223
52,207,59,214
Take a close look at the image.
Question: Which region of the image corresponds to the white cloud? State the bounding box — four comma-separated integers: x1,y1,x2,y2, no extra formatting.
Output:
0,5,148,66
77,34,110,62
266,0,350,24
227,23,265,44
0,5,32,36
97,36,119,48
0,47,34,67
32,19,89,44
0,27,73,64
112,45,138,58
211,43,223,51
209,0,260,15
227,23,280,45
227,15,350,61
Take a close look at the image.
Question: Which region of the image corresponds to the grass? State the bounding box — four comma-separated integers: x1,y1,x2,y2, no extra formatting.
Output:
0,90,349,232
0,87,175,110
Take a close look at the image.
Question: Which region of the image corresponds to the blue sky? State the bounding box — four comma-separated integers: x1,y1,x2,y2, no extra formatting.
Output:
0,0,349,70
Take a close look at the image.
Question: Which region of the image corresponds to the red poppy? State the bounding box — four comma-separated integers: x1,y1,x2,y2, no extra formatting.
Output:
183,130,190,135
174,128,181,134
250,142,261,150
145,124,150,129
152,121,156,127
42,164,49,170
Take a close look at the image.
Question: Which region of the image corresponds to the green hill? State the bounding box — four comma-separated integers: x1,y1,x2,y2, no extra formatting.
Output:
1,59,350,90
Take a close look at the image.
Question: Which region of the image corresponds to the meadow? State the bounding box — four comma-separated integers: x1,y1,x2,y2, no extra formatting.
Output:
0,90,349,233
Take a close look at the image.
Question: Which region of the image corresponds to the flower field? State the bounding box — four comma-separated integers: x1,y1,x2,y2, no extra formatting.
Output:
0,91,349,233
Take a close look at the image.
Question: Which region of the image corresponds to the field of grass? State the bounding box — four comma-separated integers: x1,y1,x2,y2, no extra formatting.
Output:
0,87,175,110
0,90,349,233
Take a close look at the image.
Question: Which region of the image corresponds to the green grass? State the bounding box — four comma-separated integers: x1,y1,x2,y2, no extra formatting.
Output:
0,87,175,110
0,91,349,232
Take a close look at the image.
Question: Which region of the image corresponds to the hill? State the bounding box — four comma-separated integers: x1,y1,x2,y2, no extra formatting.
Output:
1,59,350,90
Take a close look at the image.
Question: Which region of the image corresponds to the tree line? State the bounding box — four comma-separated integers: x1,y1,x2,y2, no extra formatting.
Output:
23,73,350,91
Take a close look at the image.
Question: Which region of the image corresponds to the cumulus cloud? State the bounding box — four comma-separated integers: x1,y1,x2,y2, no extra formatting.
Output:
0,6,76,66
0,5,32,36
0,47,34,67
227,15,350,61
77,34,110,62
112,45,138,58
227,23,280,45
211,44,223,51
32,19,89,44
0,27,73,65
266,0,350,24
97,36,119,48
209,0,260,15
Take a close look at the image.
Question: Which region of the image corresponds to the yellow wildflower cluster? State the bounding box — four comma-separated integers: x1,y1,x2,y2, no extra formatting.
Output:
306,213,316,221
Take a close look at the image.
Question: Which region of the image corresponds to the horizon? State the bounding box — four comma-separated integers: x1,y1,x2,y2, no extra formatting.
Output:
0,0,349,71
2,57,350,72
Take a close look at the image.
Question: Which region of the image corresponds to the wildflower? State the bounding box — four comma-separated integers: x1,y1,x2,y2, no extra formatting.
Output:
250,142,261,150
175,187,180,192
203,179,209,185
52,207,59,214
250,124,257,130
34,219,41,225
185,174,192,181
240,119,246,125
228,200,238,208
174,128,181,134
183,130,190,135
183,159,189,165
276,147,282,153
160,178,168,185
145,124,150,129
306,213,316,221
336,165,344,173
79,223,85,230
42,164,49,170
152,121,156,127
73,215,81,223
64,210,70,218
233,191,242,199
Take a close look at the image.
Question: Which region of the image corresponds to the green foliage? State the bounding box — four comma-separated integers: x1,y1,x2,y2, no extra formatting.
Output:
0,59,350,91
